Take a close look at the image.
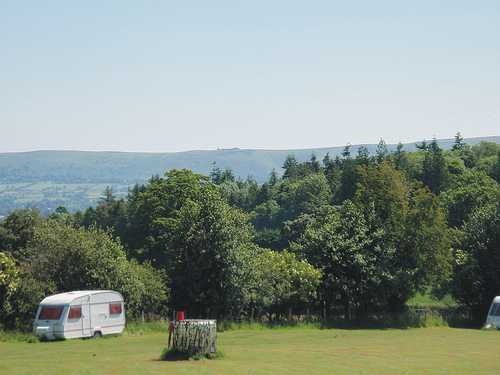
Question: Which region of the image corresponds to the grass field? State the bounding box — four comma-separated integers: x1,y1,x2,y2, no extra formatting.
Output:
0,327,499,375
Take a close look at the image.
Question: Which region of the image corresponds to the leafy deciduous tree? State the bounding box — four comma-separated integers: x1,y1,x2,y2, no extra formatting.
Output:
452,203,500,318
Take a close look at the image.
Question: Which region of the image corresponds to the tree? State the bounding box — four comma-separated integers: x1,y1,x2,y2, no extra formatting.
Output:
492,150,500,183
268,169,278,186
125,170,209,262
396,184,452,304
306,154,321,173
4,269,48,329
375,139,389,163
128,260,169,317
452,132,466,152
450,132,476,169
229,178,260,211
440,170,500,228
452,202,500,319
48,206,74,225
252,200,280,230
0,252,19,323
471,142,500,173
291,202,386,319
392,142,408,172
282,155,300,180
472,141,500,160
355,165,451,311
416,140,428,151
323,154,342,199
210,165,235,184
100,186,115,205
342,144,351,158
356,146,371,165
421,139,449,194
126,169,259,318
165,187,258,318
251,250,321,319
337,157,358,203
278,173,332,222
80,188,129,240
446,154,466,176
355,162,408,237
0,209,42,259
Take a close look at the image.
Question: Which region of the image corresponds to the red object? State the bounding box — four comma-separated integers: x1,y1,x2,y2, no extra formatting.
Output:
109,303,122,315
176,311,185,321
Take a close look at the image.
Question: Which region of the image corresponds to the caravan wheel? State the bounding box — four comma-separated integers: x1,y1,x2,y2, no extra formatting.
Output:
93,331,102,339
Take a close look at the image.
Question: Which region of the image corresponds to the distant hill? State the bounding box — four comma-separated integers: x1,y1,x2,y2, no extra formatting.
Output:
0,136,499,216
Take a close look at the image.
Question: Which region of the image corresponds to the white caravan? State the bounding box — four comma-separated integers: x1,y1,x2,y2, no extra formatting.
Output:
33,290,125,340
486,296,500,329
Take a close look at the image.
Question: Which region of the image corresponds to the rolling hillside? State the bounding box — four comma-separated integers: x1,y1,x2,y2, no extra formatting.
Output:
0,136,499,215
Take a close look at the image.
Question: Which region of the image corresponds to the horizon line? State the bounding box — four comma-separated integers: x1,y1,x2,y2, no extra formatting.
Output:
1,134,499,155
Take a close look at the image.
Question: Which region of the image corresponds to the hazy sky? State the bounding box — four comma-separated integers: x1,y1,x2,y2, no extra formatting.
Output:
1,1,499,152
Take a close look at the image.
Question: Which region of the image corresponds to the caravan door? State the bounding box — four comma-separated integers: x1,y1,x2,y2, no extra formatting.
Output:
82,301,92,337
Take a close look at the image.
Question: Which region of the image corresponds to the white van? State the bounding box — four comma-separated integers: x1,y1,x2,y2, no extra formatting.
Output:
33,290,125,340
486,296,500,329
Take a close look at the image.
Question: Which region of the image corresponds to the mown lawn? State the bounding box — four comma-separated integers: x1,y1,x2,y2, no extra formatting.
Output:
0,327,499,375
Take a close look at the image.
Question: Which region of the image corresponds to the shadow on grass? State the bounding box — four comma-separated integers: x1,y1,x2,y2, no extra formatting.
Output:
217,309,482,332
160,348,224,362
319,315,482,330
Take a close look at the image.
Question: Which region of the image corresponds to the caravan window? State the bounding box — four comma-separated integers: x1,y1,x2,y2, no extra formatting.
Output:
109,303,122,315
490,303,500,316
68,306,82,319
39,306,64,320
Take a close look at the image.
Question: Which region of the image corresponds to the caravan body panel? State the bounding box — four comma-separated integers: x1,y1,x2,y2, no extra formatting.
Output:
486,296,500,329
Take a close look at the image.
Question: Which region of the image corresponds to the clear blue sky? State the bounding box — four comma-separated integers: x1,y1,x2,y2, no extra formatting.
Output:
1,1,499,152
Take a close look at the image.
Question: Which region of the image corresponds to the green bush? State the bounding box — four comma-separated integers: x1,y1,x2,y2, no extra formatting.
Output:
0,252,19,324
0,329,39,343
2,270,53,330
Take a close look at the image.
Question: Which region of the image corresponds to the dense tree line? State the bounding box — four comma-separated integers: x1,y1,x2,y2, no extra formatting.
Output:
1,134,500,329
